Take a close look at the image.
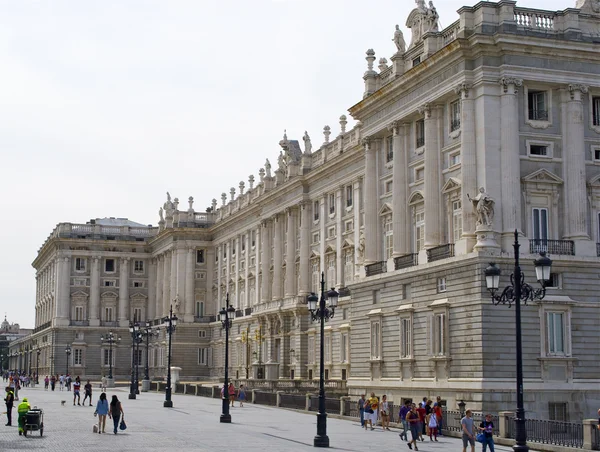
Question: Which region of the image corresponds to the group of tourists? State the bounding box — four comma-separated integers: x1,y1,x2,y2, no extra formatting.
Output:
357,394,495,452
94,393,125,434
220,382,247,407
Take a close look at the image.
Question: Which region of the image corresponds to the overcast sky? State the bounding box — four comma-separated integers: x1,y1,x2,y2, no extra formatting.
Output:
0,0,570,328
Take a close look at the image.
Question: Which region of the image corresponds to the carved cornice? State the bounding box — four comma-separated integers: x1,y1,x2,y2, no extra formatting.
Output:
568,84,589,100
499,77,523,94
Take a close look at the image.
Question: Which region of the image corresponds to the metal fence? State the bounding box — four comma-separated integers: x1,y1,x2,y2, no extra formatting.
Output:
197,386,212,397
254,391,277,406
592,423,600,450
279,393,306,410
507,418,584,448
309,396,340,415
443,409,499,437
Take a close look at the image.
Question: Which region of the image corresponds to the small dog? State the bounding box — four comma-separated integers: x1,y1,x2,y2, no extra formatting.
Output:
93,425,98,433
61,400,66,406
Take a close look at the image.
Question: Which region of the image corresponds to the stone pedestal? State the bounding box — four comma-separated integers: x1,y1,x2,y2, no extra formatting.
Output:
474,226,500,255
107,377,115,388
170,366,182,384
265,362,279,380
141,379,150,392
252,363,265,379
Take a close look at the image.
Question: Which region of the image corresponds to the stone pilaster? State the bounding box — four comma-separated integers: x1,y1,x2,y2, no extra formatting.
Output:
225,241,231,301
254,226,261,305
89,256,100,326
244,233,250,308
260,220,271,302
363,137,379,264
353,179,362,272
118,257,129,327
391,121,409,256
457,83,478,249
170,249,178,309
272,215,283,300
217,245,222,306
319,197,326,274
421,104,442,249
299,202,310,295
177,248,187,315
284,207,297,297
564,83,589,240
163,251,171,316
234,236,240,309
54,255,70,326
335,188,343,287
156,255,163,318
184,248,194,322
147,258,157,321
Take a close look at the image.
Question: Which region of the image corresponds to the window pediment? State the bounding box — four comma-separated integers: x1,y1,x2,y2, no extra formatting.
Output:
71,290,89,299
379,203,392,215
442,177,462,194
130,292,147,300
408,191,425,205
522,169,563,185
100,291,118,299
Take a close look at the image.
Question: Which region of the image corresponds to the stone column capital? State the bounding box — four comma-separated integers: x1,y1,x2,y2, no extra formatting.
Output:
361,136,371,150
499,77,523,94
388,120,400,136
568,83,589,100
418,103,431,118
454,82,473,99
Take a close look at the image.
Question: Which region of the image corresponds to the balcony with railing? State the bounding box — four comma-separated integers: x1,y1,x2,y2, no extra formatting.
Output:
33,321,51,334
394,254,419,270
528,109,549,121
530,239,575,256
427,244,455,263
365,261,387,277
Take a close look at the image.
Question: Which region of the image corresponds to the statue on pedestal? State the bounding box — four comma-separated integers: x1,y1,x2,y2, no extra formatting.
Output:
265,159,272,178
357,231,366,262
303,131,312,155
159,207,164,222
393,25,406,53
468,187,495,227
173,295,181,315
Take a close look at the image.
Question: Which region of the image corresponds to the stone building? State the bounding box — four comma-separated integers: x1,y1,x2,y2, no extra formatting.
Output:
11,0,600,421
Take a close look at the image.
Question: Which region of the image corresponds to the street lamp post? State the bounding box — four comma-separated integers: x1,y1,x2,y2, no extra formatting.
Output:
307,272,339,448
163,305,177,408
100,331,121,388
484,230,552,452
253,327,263,379
219,297,236,423
141,322,159,392
65,345,72,377
128,322,140,400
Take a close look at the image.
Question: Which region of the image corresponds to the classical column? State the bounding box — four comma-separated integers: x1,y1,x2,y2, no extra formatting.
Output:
255,226,261,305
89,256,100,326
244,232,250,308
54,255,70,326
170,249,178,307
205,247,215,313
335,188,343,287
118,257,129,327
225,241,231,301
156,255,163,318
498,78,523,248
458,83,479,243
564,84,589,240
272,215,283,300
176,248,187,317
353,179,362,272
234,237,240,309
185,248,194,321
391,122,409,256
284,208,297,297
363,137,379,264
299,203,310,295
217,245,222,306
163,251,171,315
421,104,442,249
148,258,157,321
319,197,326,274
261,220,271,302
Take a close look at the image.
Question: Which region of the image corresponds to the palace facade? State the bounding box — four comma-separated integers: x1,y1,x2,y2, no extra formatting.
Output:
10,0,600,421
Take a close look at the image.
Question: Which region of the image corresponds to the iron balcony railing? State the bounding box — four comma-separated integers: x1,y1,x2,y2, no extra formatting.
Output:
450,119,461,132
394,254,419,270
338,287,351,298
529,109,549,121
416,137,425,148
529,239,575,255
244,307,253,316
507,417,584,449
427,244,455,262
33,321,51,333
365,261,387,277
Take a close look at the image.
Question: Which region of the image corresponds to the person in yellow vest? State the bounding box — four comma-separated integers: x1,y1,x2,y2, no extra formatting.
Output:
17,397,30,435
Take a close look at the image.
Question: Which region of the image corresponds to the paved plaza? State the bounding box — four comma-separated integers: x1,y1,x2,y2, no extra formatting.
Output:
1,385,520,452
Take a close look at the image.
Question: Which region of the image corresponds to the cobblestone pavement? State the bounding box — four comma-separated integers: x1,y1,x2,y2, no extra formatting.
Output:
0,385,520,452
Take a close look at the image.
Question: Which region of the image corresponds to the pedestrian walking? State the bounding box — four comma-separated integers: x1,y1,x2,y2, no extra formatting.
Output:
461,409,476,452
50,375,56,391
17,397,30,436
59,374,64,391
380,395,390,431
228,382,236,407
237,385,246,407
95,393,109,434
66,374,72,391
73,377,81,405
417,402,426,440
427,410,438,441
101,375,107,392
478,414,495,452
83,380,93,406
434,400,443,435
108,395,124,434
4,387,14,426
358,394,366,428
406,403,420,451
44,376,49,390
399,400,411,441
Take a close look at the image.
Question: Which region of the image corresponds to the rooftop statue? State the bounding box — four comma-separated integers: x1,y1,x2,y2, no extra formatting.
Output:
393,25,406,53
303,131,312,155
406,0,440,48
265,159,272,178
159,207,164,222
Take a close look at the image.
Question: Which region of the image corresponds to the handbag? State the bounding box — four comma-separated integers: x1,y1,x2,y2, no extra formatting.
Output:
476,432,485,443
119,418,127,431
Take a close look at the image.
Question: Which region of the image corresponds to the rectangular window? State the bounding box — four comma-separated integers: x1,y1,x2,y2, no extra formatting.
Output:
196,301,204,318
385,180,393,194
416,119,425,148
232,241,236,256
133,281,144,288
328,226,336,239
433,313,446,356
308,336,315,364
241,237,246,252
133,308,142,323
324,335,331,363
547,312,565,355
134,260,144,273
452,200,463,243
371,321,381,359
74,349,83,365
341,333,348,363
437,277,447,293
105,259,115,273
313,201,320,221
532,208,549,241
412,56,421,67
528,90,548,121
547,273,561,289
549,403,568,422
311,261,320,294
400,317,412,358
529,144,548,157
198,348,207,365
196,249,205,264
449,152,461,167
415,167,424,182
103,349,114,366
346,185,353,207
384,214,393,260
329,194,335,215
312,232,320,244
327,258,336,287
75,306,84,321
386,136,394,163
198,330,207,338
345,220,353,233
450,100,461,132
415,211,425,252
104,307,113,322
75,258,86,271
251,230,256,248
594,147,600,162
373,289,381,305
344,252,354,286
104,280,115,287
593,96,600,126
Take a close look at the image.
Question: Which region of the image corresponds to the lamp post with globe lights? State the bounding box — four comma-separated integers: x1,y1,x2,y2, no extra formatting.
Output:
163,305,177,408
100,331,121,388
219,298,236,423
